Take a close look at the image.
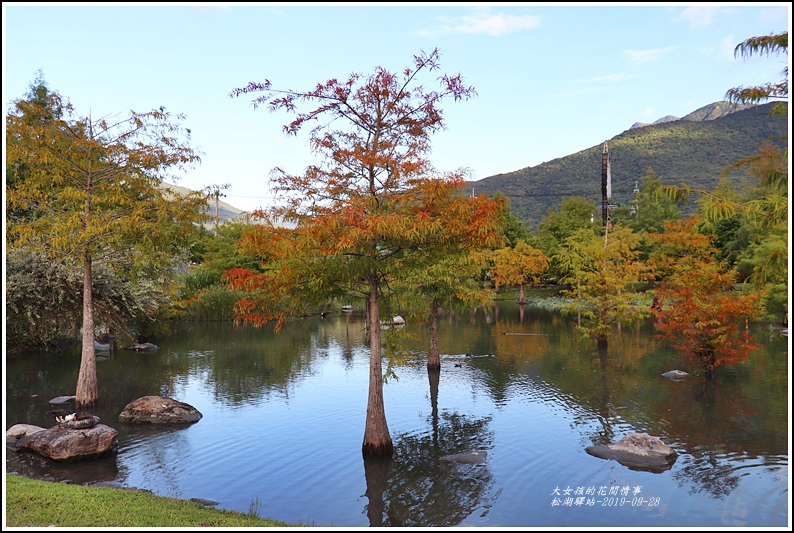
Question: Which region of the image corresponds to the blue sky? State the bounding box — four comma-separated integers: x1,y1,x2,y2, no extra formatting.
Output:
4,3,791,213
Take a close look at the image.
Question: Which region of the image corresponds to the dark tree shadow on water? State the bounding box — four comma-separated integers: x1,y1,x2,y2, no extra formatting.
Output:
361,368,501,526
6,449,119,485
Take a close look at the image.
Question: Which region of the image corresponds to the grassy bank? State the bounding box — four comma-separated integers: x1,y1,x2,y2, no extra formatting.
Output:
4,474,298,528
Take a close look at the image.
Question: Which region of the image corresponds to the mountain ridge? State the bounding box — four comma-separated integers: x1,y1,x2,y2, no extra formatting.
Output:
469,101,787,229
629,101,754,130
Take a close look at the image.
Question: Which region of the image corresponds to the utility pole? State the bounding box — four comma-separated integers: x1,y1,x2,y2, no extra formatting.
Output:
208,183,231,237
601,142,611,229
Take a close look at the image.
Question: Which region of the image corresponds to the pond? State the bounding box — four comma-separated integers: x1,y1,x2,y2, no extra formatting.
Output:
4,302,790,527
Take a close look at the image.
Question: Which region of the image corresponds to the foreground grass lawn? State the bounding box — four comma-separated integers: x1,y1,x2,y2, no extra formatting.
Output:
5,474,297,528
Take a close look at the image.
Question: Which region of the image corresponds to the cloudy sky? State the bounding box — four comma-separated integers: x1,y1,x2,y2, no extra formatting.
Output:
4,3,790,212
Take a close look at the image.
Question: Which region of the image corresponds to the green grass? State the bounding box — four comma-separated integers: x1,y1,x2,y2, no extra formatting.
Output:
4,474,299,528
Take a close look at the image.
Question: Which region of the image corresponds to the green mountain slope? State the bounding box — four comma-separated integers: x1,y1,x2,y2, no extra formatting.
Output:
470,102,787,229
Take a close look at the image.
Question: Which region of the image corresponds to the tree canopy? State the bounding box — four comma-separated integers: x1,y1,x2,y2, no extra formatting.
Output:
6,76,206,405
229,49,504,456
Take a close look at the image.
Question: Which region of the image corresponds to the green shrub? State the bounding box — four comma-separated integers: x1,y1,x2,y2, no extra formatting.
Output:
179,286,248,321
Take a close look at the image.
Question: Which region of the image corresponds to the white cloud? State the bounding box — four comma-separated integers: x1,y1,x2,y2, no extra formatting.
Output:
624,46,678,64
417,9,541,37
676,6,722,28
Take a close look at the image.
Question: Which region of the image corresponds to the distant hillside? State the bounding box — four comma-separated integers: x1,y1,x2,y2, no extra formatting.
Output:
680,101,755,122
162,183,248,225
470,102,787,229
161,183,296,229
630,114,679,129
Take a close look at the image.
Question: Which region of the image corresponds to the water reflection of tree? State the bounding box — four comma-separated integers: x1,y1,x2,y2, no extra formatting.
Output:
6,450,119,485
162,319,329,405
650,376,784,498
363,413,498,526
5,315,370,426
671,453,741,499
326,312,368,369
362,368,499,526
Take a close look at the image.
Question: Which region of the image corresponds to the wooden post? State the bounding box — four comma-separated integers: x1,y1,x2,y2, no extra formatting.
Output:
601,142,609,229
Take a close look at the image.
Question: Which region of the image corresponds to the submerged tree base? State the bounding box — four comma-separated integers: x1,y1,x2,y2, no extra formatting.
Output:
362,439,394,457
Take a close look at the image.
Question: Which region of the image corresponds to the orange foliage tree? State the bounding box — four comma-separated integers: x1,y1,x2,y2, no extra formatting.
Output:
7,85,204,406
227,49,504,456
648,218,763,379
489,240,550,304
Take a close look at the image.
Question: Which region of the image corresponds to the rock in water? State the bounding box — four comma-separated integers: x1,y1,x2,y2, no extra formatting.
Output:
585,433,677,473
16,424,118,461
119,396,202,424
124,342,159,352
6,424,47,449
662,370,689,381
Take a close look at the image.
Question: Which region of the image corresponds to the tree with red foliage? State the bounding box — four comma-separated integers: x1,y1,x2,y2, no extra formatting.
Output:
227,49,504,456
649,218,763,379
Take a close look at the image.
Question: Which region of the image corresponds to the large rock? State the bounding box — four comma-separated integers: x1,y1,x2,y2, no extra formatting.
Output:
15,424,118,461
585,432,678,473
6,424,46,449
118,396,203,424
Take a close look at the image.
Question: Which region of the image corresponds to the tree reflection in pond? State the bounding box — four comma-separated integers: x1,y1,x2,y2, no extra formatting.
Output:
363,411,498,527
362,366,499,527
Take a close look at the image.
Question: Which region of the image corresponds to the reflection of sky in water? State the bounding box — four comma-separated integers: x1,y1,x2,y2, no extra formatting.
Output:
5,314,788,528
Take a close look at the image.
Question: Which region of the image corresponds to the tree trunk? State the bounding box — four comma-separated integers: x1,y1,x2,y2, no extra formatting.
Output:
427,297,440,370
75,252,98,406
703,349,716,380
597,335,608,352
364,297,371,346
362,281,393,456
518,283,526,305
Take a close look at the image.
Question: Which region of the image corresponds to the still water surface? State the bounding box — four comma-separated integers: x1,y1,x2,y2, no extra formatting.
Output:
5,302,790,527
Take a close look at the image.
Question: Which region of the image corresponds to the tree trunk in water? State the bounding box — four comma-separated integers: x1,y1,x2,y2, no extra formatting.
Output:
428,367,440,450
75,252,98,406
597,335,608,352
363,455,391,527
597,340,608,370
518,284,526,305
427,297,440,370
703,350,716,380
362,281,393,457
